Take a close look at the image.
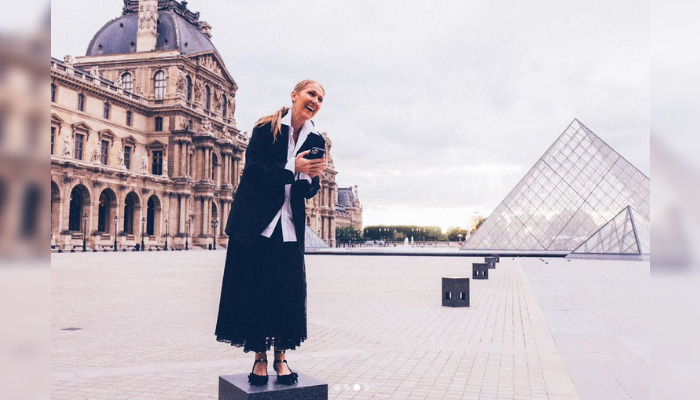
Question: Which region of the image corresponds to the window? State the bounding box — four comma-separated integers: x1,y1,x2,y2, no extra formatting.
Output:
77,93,85,111
186,75,192,101
121,72,133,92
124,145,132,169
100,140,109,165
154,70,166,100
155,116,163,131
51,127,55,154
152,151,162,175
103,102,110,119
222,93,227,117
204,85,211,110
51,84,56,102
74,133,84,160
126,110,132,126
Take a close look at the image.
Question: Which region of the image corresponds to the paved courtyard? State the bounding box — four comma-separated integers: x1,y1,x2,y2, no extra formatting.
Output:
51,250,648,399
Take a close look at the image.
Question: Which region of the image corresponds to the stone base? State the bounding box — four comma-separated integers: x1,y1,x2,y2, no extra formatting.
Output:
442,277,470,307
473,263,489,279
219,372,328,400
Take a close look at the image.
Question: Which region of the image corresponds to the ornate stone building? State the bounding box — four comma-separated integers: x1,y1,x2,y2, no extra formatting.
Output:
335,186,363,231
50,0,247,250
305,132,338,247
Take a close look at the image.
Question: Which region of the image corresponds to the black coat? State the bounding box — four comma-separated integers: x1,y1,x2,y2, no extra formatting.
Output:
224,121,324,253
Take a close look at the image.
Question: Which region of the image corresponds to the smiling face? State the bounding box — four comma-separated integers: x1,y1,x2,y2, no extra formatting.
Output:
291,82,325,122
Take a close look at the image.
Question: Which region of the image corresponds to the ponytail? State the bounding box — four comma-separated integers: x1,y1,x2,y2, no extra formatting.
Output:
253,106,290,143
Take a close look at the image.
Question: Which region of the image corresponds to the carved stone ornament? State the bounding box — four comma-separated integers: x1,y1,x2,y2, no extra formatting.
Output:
222,126,231,140
141,154,149,172
63,54,75,65
63,135,71,156
176,69,187,96
214,90,222,110
179,116,191,130
193,79,203,102
135,86,144,96
89,65,100,78
91,149,100,162
117,147,125,167
200,117,212,135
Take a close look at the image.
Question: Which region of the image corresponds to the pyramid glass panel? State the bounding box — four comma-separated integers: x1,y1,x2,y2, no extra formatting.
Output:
305,226,330,249
462,119,649,254
571,205,650,256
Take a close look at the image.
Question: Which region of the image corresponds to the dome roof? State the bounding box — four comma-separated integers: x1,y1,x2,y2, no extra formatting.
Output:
86,6,216,56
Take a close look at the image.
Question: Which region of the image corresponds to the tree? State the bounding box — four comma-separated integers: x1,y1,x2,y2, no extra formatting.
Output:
336,226,362,243
472,217,486,233
444,226,470,241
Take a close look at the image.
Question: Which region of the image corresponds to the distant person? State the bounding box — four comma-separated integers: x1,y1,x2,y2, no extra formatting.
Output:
215,80,327,386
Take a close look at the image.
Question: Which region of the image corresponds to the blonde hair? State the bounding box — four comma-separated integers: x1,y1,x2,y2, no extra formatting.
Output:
254,79,325,143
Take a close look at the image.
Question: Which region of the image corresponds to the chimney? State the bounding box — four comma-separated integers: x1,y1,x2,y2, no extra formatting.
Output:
136,0,159,52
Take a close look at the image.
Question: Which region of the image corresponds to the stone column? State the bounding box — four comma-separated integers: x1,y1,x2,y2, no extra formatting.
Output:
180,143,187,176
173,142,180,176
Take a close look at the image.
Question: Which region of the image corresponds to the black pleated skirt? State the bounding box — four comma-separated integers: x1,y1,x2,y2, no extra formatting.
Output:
215,222,307,353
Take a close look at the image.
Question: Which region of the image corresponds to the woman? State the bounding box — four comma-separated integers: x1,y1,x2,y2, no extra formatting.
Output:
215,80,327,386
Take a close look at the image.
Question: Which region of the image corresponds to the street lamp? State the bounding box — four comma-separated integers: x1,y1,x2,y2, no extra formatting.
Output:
164,219,169,251
82,213,87,252
140,217,145,251
185,219,190,250
114,215,118,251
211,218,218,250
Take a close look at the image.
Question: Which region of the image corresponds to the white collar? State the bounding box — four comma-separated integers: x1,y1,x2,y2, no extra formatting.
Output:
280,108,320,136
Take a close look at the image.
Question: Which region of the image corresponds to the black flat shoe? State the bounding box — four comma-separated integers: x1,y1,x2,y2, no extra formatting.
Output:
248,359,268,386
273,359,299,385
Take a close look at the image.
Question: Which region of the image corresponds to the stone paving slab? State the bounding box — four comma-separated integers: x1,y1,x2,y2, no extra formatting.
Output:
520,258,649,400
51,251,581,399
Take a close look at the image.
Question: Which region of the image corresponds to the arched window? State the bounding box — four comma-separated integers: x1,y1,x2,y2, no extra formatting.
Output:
146,196,159,236
121,72,133,92
123,192,139,234
97,190,115,232
222,94,227,117
68,186,89,232
153,70,166,100
204,85,211,111
186,75,192,102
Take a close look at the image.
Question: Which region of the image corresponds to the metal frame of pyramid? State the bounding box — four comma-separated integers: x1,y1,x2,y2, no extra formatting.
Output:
461,119,649,256
568,205,650,259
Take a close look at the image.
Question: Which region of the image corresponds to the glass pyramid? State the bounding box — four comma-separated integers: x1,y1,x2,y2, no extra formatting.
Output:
305,226,330,248
571,205,650,256
461,119,649,254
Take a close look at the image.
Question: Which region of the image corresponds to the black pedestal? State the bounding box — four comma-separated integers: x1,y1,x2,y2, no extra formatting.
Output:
219,372,327,400
442,277,470,307
485,257,497,269
472,263,489,279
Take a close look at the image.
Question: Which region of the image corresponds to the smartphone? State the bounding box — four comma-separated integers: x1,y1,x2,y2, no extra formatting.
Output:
304,147,326,160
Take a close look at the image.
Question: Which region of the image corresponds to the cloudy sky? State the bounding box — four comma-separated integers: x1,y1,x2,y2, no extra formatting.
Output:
51,0,649,231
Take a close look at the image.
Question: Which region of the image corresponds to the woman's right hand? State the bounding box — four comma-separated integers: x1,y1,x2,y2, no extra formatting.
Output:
295,150,326,177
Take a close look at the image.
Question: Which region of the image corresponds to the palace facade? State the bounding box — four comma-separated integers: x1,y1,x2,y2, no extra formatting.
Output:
335,186,363,232
50,0,349,250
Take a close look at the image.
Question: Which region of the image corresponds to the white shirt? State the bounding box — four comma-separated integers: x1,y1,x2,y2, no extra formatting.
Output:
260,110,319,242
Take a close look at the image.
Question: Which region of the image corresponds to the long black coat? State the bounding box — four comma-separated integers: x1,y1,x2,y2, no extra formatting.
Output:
224,121,325,252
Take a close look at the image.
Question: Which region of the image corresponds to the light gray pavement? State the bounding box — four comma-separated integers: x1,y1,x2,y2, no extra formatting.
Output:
520,258,649,400
51,250,647,399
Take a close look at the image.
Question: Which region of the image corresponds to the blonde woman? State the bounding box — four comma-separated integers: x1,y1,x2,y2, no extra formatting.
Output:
216,80,327,385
